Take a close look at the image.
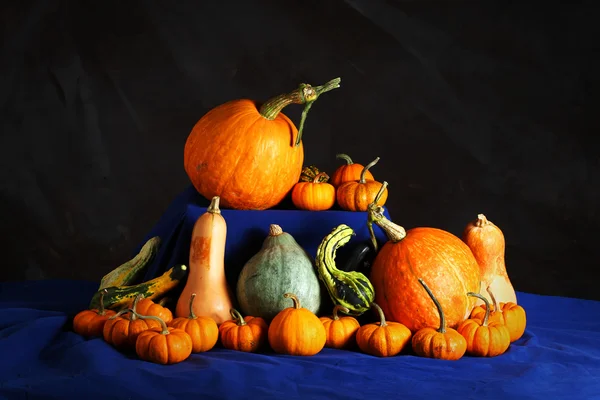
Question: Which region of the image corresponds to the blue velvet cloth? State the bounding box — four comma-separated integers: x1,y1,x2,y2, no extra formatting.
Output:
1,186,600,400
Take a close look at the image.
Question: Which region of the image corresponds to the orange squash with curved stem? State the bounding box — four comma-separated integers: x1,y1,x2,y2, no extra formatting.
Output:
183,79,340,210
72,289,116,337
175,196,234,325
170,293,219,353
319,305,361,349
330,153,374,188
291,172,336,211
336,157,387,212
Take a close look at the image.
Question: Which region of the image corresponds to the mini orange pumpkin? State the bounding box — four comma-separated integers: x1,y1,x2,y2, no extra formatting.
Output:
330,153,374,188
355,303,412,357
72,289,116,337
470,287,527,343
169,293,219,353
411,278,467,360
126,296,173,324
135,314,193,364
102,295,160,350
268,293,326,356
319,305,361,349
219,308,269,353
457,292,511,357
291,172,336,211
336,157,387,212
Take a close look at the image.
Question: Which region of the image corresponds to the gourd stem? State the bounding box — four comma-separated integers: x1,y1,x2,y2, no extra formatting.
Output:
336,153,354,165
360,157,379,184
312,172,330,184
97,289,108,316
109,308,133,320
207,196,221,214
230,308,247,326
130,294,144,321
476,214,489,227
367,181,406,251
418,278,446,333
130,311,170,335
332,305,350,321
188,293,197,319
258,78,341,147
283,293,301,309
269,224,284,236
371,302,387,327
486,286,501,313
467,292,491,326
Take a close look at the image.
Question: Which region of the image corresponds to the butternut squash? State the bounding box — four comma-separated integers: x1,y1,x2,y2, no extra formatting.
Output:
176,196,234,324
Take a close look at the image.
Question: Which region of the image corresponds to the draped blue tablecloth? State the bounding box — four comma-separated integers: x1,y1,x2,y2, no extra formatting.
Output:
1,186,600,400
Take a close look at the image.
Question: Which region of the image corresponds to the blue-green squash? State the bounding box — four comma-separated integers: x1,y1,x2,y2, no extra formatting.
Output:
236,224,322,320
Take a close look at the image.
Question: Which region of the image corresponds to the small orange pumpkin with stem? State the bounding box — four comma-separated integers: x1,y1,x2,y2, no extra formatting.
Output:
336,157,387,212
170,293,219,353
134,312,193,364
411,278,467,360
319,305,361,349
457,292,511,357
268,293,326,356
470,287,527,343
102,294,160,350
330,153,375,188
291,172,336,211
219,308,269,353
72,289,116,337
126,296,173,324
356,302,412,357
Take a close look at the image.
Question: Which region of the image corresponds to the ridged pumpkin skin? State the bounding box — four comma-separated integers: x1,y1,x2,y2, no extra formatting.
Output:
184,99,303,210
236,225,322,321
370,227,480,332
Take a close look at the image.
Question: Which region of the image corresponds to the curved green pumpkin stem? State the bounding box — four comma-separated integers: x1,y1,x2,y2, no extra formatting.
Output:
418,278,446,333
130,310,170,335
96,289,108,316
230,308,247,326
336,153,354,165
371,302,387,327
259,78,341,147
360,157,379,184
188,293,197,319
467,292,491,326
366,181,406,252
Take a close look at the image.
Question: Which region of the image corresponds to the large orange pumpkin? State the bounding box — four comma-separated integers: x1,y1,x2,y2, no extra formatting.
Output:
367,184,480,332
183,78,341,210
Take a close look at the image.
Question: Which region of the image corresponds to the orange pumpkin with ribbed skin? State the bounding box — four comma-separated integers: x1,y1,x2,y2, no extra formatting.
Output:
319,305,361,349
72,289,116,337
102,307,161,350
126,297,173,324
367,189,480,333
470,288,526,343
183,79,340,210
135,314,192,365
219,309,268,353
356,303,411,357
291,172,336,211
330,154,374,188
337,157,387,212
170,293,219,353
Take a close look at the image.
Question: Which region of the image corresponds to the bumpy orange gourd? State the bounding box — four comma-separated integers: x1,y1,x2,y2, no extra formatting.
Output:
102,295,160,350
457,292,511,357
126,297,173,324
72,289,116,337
411,279,467,361
176,196,235,325
319,305,361,349
135,314,193,365
219,308,269,353
367,183,480,332
337,157,387,212
170,293,219,353
463,214,517,305
268,293,326,356
291,172,336,211
330,154,374,188
356,303,412,357
183,79,340,210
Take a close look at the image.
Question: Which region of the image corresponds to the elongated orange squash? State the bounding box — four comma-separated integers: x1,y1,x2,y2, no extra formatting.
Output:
175,196,234,324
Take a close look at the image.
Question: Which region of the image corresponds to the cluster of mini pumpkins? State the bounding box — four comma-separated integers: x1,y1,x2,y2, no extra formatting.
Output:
291,154,388,212
73,276,526,364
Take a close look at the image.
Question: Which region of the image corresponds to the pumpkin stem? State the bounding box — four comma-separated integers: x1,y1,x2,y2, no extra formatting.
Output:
97,289,108,316
158,297,170,307
230,308,247,326
360,157,379,184
475,214,489,227
467,292,491,326
269,224,284,236
108,308,133,320
332,305,350,321
207,196,221,214
312,172,330,184
283,293,301,309
486,286,501,313
130,311,170,335
418,278,446,334
188,293,197,319
371,302,387,327
130,294,144,321
336,153,354,165
367,182,406,251
258,78,341,147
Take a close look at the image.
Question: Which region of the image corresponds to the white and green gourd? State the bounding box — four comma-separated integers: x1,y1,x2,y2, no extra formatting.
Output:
236,224,322,320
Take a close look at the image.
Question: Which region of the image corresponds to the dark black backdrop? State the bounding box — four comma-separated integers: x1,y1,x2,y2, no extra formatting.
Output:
1,1,598,300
